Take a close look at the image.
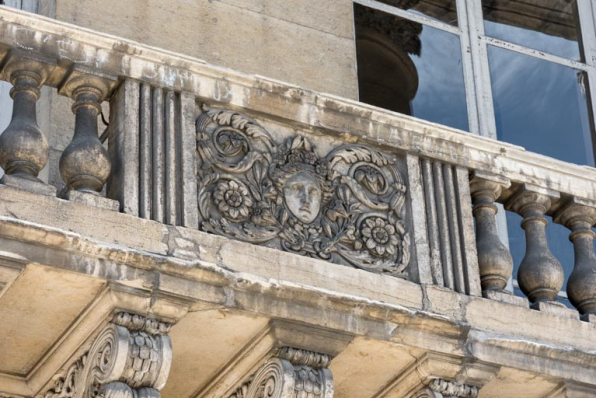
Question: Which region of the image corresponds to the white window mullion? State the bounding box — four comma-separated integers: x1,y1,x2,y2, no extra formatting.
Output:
462,0,498,139
455,0,480,135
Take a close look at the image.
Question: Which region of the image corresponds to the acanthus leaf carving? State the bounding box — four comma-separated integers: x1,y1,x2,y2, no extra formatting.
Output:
42,313,172,398
196,107,410,277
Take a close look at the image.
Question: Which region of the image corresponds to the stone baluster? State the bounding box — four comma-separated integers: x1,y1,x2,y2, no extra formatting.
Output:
469,171,513,296
554,197,596,321
506,184,563,307
58,67,118,209
0,51,55,195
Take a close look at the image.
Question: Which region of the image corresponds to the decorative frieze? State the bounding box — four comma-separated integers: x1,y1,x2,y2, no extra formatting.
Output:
228,347,333,398
42,312,172,398
196,107,410,276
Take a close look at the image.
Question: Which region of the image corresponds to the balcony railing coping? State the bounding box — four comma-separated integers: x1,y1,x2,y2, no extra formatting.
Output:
1,7,596,205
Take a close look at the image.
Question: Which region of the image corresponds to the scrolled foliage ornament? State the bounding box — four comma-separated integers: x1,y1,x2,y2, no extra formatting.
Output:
196,107,410,276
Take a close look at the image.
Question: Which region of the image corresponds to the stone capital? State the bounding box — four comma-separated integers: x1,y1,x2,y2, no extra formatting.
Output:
469,170,510,204
505,183,560,217
58,65,118,102
553,197,596,230
1,49,56,88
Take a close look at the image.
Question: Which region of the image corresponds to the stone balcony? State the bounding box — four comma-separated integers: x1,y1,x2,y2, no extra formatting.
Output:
0,6,595,398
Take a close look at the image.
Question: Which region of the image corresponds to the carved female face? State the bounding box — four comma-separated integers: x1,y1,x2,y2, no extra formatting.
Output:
283,171,322,224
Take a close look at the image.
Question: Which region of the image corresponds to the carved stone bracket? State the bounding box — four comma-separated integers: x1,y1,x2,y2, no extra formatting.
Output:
42,312,172,398
228,347,333,398
428,379,478,398
196,107,410,276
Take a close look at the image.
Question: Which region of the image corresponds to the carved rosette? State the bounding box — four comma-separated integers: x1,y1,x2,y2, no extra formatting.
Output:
196,107,410,276
43,313,172,398
229,347,333,398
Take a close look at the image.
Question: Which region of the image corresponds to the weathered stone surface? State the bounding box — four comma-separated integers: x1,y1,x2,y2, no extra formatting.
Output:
54,0,358,99
1,174,56,196
483,289,528,308
0,264,105,375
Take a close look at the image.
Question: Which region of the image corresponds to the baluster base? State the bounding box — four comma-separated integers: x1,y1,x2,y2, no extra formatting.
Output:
1,174,56,196
62,189,119,211
531,301,579,320
483,289,529,307
581,313,596,323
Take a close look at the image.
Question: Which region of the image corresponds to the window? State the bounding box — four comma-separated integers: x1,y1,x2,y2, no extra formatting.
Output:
354,1,470,131
353,0,596,304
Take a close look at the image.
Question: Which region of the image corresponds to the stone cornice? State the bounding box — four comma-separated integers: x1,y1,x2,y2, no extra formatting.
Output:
1,8,596,205
0,186,595,395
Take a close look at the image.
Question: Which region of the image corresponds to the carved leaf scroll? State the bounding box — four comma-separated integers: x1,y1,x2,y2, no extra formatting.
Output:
196,107,410,276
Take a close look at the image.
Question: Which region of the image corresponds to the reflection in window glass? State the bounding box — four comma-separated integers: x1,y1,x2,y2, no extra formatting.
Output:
482,0,581,60
354,4,469,131
488,46,594,166
377,0,458,26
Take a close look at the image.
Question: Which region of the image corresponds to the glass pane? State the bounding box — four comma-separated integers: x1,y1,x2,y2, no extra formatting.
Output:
377,0,458,26
482,0,581,60
488,46,594,166
354,4,469,131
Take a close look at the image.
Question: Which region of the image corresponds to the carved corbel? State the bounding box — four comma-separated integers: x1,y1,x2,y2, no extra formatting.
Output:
427,379,478,398
42,312,172,398
228,347,333,398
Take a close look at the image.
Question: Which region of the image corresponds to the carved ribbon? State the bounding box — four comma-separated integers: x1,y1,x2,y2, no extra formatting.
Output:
42,313,172,398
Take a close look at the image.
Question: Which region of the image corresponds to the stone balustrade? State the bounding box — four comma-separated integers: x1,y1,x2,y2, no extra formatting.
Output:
0,6,596,324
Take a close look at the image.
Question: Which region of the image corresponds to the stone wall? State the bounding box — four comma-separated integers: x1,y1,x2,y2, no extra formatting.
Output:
53,0,359,99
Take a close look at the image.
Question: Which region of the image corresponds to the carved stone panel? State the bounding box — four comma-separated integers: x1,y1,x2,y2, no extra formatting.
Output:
196,108,410,276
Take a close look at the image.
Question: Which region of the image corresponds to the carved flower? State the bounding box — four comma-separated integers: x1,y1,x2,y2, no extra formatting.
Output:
355,166,385,195
361,217,399,257
214,180,253,219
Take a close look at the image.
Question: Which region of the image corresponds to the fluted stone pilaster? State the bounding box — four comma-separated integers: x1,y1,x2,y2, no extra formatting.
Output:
58,67,117,196
470,171,513,293
0,52,54,187
555,197,596,318
506,184,563,304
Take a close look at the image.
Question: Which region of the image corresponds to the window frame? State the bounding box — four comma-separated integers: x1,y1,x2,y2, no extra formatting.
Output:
353,0,596,302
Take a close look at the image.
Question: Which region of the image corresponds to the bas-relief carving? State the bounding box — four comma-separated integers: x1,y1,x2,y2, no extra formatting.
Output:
196,108,410,276
42,313,172,398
